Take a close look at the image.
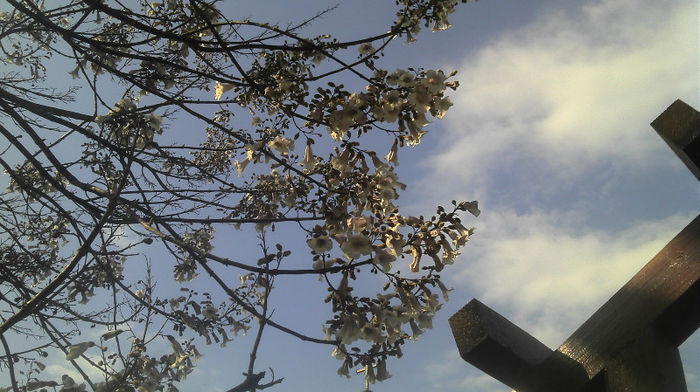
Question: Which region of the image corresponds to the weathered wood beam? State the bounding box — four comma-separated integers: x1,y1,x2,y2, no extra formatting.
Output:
651,99,700,181
448,299,555,391
555,213,700,390
448,300,593,391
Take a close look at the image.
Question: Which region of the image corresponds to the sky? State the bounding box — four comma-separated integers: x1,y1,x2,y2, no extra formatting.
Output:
188,0,699,391
3,0,698,391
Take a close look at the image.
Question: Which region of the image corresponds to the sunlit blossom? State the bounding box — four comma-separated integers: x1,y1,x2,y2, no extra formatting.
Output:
214,81,234,100
408,246,421,272
385,139,399,166
268,135,294,156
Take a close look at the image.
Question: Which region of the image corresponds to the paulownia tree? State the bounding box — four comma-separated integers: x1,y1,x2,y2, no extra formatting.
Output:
0,0,480,391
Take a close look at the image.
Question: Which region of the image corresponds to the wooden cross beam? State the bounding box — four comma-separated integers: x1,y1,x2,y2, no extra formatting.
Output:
449,99,700,392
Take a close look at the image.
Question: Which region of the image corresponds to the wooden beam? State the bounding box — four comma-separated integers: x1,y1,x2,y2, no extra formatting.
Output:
448,299,589,391
448,299,552,390
555,213,700,383
651,99,700,181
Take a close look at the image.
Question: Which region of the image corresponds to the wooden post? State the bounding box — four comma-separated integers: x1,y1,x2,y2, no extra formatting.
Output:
651,99,700,181
449,99,700,392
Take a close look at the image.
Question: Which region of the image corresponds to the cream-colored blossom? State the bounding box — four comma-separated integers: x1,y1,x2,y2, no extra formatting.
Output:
424,70,447,93
431,96,453,119
341,233,372,259
408,246,421,273
234,158,249,176
268,135,294,156
214,81,234,100
407,118,427,146
66,341,96,360
437,280,453,301
101,329,124,341
338,315,362,345
376,359,392,381
346,216,370,232
307,236,333,254
407,83,432,113
441,237,459,264
358,42,374,55
337,358,351,378
385,139,399,166
373,248,396,272
409,318,423,339
301,141,316,172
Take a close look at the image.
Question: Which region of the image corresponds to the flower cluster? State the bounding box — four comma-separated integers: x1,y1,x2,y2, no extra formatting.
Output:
95,98,163,150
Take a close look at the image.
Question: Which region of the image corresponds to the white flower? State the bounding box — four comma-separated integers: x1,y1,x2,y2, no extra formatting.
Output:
460,200,481,217
409,318,423,339
307,236,333,254
358,42,374,55
214,81,234,100
312,257,337,270
301,141,316,172
346,216,370,232
310,52,325,64
431,96,453,119
331,346,346,360
424,70,447,93
385,139,399,166
437,280,453,301
341,234,372,259
376,359,392,381
65,341,95,360
416,310,434,329
408,246,422,272
441,237,459,264
337,358,351,378
267,136,294,156
407,118,427,146
373,248,396,272
338,316,362,345
407,83,432,113
169,297,181,310
234,158,250,176
101,329,124,341
360,324,384,343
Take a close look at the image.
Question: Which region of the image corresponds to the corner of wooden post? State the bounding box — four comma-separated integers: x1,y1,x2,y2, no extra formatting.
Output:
651,99,700,181
448,299,552,391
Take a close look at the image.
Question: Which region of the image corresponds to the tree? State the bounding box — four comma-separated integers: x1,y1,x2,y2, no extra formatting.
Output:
0,1,479,391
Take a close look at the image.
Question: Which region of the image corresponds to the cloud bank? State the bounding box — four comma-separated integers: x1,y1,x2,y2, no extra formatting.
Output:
428,0,697,201
416,0,699,390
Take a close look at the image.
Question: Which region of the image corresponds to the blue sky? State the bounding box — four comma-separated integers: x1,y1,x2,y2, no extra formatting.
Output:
187,1,699,391
4,0,698,391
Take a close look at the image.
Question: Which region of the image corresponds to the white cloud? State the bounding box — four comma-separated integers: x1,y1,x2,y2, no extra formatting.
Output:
429,0,697,200
449,209,693,348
